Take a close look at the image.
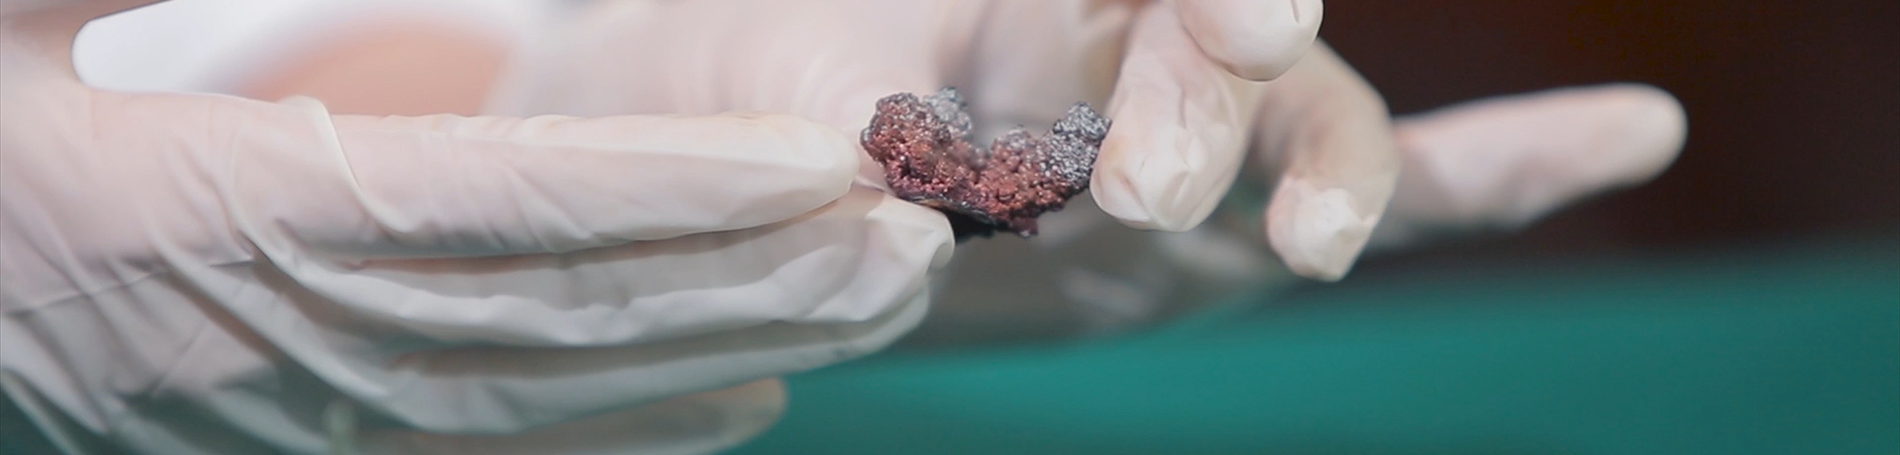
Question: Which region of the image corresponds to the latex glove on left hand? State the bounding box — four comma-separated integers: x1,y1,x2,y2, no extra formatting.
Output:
3,2,952,454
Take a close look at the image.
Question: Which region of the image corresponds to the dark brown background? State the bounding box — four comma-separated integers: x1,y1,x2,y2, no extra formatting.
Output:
1320,0,1899,270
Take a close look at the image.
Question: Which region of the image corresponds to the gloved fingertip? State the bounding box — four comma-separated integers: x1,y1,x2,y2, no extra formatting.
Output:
1264,178,1379,281
1600,84,1689,183
1089,123,1221,233
870,192,958,269
1177,0,1323,81
694,378,788,444
1090,172,1163,231
750,113,864,193
1089,3,1260,233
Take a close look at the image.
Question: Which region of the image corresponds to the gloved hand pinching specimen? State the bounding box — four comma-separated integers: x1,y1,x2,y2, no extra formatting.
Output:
862,88,1109,240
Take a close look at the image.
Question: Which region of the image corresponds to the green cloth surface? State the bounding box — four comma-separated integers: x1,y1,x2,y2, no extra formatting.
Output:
731,237,1900,455
3,238,1894,454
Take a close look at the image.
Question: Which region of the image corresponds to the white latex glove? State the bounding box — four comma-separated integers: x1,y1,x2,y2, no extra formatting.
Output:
0,2,952,455
488,0,1340,242
915,82,1684,344
470,0,1330,338
487,0,1682,342
1368,84,1686,249
932,8,1679,343
48,4,1688,452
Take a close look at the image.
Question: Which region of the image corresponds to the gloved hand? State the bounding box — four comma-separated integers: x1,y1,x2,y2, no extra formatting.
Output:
48,0,1687,452
477,0,1347,342
492,2,1354,276
0,2,952,454
493,0,1683,343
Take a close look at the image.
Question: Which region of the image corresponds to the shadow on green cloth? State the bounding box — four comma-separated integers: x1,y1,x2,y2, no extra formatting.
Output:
732,236,1900,455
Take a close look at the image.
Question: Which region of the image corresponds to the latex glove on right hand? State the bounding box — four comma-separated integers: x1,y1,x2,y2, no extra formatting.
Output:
478,0,1338,342
1367,84,1686,249
2,2,951,454
910,4,1686,343
490,0,1683,345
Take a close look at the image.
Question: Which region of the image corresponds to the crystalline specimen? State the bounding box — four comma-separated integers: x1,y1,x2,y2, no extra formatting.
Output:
862,88,1109,240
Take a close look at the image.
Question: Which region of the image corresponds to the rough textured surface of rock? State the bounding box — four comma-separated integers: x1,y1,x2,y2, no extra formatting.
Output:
861,88,1108,240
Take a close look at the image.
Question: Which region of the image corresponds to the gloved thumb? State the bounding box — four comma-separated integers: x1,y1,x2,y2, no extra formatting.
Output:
192,94,862,260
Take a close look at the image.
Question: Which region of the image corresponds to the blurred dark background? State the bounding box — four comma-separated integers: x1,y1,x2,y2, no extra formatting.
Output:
1321,0,1899,272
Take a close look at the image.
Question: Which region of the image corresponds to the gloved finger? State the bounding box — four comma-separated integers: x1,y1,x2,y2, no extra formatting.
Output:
1368,84,1687,250
220,189,951,432
1091,2,1268,232
353,288,920,436
275,187,950,346
1174,0,1323,81
199,95,859,259
1249,42,1401,281
356,378,785,454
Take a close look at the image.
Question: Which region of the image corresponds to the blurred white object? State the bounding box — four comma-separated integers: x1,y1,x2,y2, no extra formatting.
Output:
5,2,951,454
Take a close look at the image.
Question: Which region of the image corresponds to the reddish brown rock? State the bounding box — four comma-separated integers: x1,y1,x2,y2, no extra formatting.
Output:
862,88,1109,240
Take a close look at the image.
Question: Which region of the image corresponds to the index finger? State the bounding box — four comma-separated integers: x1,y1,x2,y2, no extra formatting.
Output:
147,94,861,258
1174,0,1323,81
